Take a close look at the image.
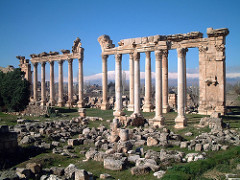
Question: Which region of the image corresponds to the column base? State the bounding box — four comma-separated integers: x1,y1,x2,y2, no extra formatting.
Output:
101,103,110,110
127,104,134,111
77,101,84,108
57,101,65,107
113,110,125,117
142,103,153,112
48,100,56,106
174,115,187,129
149,116,165,128
66,101,74,107
40,100,46,106
163,105,170,113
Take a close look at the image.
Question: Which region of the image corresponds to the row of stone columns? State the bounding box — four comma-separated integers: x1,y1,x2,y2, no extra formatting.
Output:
101,47,188,128
32,58,84,107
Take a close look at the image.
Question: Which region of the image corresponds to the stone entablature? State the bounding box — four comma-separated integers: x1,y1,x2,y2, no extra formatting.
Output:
19,37,85,108
98,27,229,128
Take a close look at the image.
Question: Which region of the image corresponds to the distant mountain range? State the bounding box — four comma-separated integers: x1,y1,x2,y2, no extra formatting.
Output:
83,70,240,86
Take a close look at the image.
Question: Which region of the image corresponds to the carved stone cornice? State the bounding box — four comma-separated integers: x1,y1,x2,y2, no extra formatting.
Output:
72,37,82,53
199,45,208,53
98,35,115,51
215,44,225,52
207,27,229,37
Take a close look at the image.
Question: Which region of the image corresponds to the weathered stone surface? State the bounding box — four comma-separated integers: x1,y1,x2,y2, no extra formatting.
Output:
64,164,77,179
50,167,64,176
128,155,140,163
100,173,112,179
75,169,89,180
103,159,124,171
130,165,151,175
147,137,158,146
26,162,42,174
153,170,166,179
16,168,32,179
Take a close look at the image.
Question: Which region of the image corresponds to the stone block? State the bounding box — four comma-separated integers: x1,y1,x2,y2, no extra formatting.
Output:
147,137,159,146
26,163,42,174
75,169,89,180
195,144,203,151
130,165,151,175
103,159,124,171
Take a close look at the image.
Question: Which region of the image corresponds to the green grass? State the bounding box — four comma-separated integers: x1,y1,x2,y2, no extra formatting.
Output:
0,112,17,126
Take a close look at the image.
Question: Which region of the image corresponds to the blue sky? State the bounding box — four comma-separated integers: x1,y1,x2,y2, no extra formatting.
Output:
0,0,239,81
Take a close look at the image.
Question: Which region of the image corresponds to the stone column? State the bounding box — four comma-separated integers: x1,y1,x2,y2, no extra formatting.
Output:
33,62,38,103
128,53,134,111
67,59,73,107
77,57,84,107
162,50,170,113
40,62,46,106
175,48,188,128
183,49,188,109
113,54,125,117
131,52,142,117
49,61,55,105
149,50,164,127
101,55,109,110
143,51,153,112
57,60,64,107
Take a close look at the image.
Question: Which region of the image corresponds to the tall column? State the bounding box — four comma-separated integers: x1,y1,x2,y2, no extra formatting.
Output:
40,62,46,106
128,53,134,111
49,61,55,105
143,51,153,112
77,57,84,107
33,62,38,103
57,60,64,107
183,49,188,109
101,55,109,110
175,48,188,128
131,52,142,117
149,50,164,127
162,50,170,113
67,59,73,107
113,54,125,117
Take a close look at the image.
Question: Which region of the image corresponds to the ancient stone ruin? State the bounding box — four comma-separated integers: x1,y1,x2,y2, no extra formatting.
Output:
98,27,229,128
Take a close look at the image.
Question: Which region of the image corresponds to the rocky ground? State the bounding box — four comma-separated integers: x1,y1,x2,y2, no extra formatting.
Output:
0,109,240,180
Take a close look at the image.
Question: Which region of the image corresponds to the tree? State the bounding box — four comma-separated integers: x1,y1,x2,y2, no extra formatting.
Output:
0,68,30,112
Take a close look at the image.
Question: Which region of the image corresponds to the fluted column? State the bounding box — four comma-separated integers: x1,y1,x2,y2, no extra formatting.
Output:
143,51,153,112
57,60,64,107
113,54,125,117
40,62,46,106
67,59,73,107
49,61,55,105
77,57,84,107
162,50,170,113
175,48,188,128
183,49,188,109
131,52,142,117
33,62,38,103
149,50,164,127
128,53,134,111
101,54,109,110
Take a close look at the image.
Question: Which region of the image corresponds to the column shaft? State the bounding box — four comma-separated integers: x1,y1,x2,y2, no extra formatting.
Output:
33,63,38,102
78,58,84,107
175,48,187,128
41,62,46,106
131,52,142,116
128,53,134,111
143,51,152,112
49,61,55,105
149,50,164,127
67,59,73,107
113,54,125,117
57,60,64,107
162,50,170,113
101,55,109,110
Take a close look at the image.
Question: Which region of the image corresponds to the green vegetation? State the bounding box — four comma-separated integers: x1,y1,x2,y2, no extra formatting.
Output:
0,68,30,112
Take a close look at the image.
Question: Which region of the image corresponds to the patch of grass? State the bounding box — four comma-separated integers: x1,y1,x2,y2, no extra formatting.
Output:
0,112,17,126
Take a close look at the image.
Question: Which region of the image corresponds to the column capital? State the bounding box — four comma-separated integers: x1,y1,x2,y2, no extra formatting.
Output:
115,53,122,62
102,54,108,60
145,51,151,58
68,59,73,64
41,62,46,66
129,53,133,59
162,49,168,57
58,60,64,65
78,58,83,63
155,50,163,60
133,51,140,61
49,61,54,65
33,62,38,67
177,48,188,58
